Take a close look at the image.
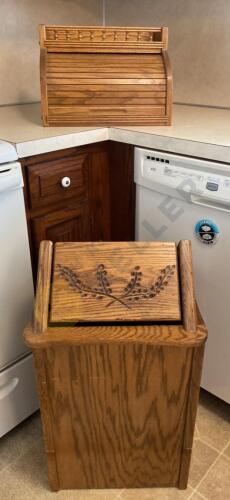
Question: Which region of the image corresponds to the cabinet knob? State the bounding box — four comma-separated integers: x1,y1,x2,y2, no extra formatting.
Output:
60,176,71,188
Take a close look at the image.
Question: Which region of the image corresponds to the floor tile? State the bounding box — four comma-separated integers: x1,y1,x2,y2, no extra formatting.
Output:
196,390,230,451
189,493,206,500
0,468,36,500
6,441,121,500
223,441,230,458
0,394,229,500
188,438,218,488
121,486,193,499
197,454,230,500
194,424,199,439
55,490,121,500
0,411,41,472
5,440,50,495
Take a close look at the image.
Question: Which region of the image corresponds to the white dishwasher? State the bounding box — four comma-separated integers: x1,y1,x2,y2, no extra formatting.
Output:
0,141,38,436
135,146,230,403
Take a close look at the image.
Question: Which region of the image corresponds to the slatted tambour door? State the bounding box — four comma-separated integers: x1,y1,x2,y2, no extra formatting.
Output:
40,26,172,126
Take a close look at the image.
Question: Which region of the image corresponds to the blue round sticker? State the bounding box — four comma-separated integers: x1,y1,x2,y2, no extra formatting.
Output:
195,219,220,244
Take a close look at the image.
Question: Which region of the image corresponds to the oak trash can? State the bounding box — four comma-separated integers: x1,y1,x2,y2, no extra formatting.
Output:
24,240,207,491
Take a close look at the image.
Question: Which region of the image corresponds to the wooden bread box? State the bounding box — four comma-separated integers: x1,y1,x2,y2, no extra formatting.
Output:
24,240,207,491
39,25,172,126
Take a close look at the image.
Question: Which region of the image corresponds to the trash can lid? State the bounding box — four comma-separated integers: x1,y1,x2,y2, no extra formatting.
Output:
50,241,181,323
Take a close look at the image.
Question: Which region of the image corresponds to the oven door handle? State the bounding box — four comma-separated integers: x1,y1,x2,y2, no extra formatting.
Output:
0,377,19,400
0,162,22,193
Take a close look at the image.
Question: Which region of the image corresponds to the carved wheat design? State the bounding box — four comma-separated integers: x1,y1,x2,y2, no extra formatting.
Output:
57,264,175,309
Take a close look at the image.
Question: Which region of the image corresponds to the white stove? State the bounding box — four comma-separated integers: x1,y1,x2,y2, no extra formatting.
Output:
0,141,38,436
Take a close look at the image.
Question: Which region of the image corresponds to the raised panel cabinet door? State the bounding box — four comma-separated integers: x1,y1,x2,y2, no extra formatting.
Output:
31,204,90,259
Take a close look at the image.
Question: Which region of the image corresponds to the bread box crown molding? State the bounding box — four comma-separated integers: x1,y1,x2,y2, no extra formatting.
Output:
39,25,168,53
39,24,172,127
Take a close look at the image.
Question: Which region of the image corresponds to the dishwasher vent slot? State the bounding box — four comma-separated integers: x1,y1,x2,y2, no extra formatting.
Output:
146,155,170,164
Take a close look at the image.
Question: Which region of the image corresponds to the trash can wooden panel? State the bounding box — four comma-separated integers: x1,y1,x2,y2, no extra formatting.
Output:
24,240,207,492
51,241,181,322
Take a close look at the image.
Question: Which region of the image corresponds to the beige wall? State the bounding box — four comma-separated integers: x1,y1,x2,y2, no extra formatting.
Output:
105,0,230,108
1,0,229,107
0,0,103,105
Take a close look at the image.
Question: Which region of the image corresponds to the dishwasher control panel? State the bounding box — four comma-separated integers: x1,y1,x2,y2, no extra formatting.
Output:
134,147,230,204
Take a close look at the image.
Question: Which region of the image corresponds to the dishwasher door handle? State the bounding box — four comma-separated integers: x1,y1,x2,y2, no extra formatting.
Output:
191,195,230,213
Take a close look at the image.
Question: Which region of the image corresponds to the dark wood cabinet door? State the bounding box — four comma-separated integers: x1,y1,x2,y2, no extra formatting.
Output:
22,141,135,280
108,142,135,241
88,149,111,241
31,203,90,259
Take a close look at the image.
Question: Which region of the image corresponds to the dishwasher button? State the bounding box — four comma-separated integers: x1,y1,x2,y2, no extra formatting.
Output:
206,182,219,191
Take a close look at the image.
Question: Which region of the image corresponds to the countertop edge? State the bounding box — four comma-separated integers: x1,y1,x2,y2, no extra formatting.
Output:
15,127,109,158
109,128,230,163
3,127,230,164
15,126,230,163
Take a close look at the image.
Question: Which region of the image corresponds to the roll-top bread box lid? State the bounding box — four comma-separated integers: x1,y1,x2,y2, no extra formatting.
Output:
50,241,180,323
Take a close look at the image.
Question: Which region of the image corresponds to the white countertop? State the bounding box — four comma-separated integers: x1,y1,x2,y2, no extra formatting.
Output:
0,103,230,162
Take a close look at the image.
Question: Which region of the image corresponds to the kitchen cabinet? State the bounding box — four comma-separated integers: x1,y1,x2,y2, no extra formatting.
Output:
26,151,89,210
31,203,90,249
22,141,135,279
108,141,135,241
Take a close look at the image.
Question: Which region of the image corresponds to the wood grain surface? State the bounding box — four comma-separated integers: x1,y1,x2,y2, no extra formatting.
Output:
178,344,205,488
39,26,172,126
45,343,193,489
178,240,197,332
27,152,88,209
31,203,90,256
88,148,111,242
50,241,181,323
41,26,169,53
33,350,59,490
24,239,208,491
24,322,207,350
108,142,135,242
21,142,135,281
33,240,53,334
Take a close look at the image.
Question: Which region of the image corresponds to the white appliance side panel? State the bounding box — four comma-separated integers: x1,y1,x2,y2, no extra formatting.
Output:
0,141,18,164
136,185,230,403
0,354,38,437
0,188,34,369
